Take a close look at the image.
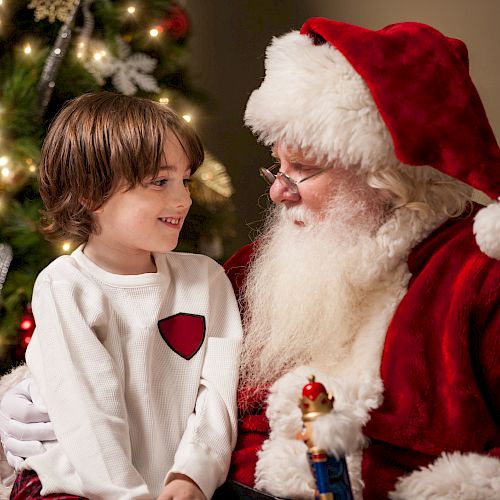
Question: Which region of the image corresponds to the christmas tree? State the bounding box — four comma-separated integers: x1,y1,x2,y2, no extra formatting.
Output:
0,0,235,373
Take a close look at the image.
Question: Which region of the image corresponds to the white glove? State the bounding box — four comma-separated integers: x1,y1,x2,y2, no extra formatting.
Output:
0,378,55,470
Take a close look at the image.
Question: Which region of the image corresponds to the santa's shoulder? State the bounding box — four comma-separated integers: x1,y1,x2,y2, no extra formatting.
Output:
408,208,500,286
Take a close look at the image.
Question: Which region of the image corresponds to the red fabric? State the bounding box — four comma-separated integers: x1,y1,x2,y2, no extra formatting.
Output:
10,470,86,500
223,213,500,497
300,19,500,199
229,386,270,486
223,242,255,307
157,313,206,360
362,212,500,497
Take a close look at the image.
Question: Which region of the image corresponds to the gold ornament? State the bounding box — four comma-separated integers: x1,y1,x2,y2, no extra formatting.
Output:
190,152,234,209
28,0,79,23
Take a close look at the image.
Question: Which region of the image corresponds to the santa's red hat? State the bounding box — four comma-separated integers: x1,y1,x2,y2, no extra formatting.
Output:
245,18,500,259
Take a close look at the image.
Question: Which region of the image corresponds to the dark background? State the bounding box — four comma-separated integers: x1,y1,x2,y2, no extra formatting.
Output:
184,0,500,257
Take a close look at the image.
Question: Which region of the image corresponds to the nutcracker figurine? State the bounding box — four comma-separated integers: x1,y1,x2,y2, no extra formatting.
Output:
298,375,353,500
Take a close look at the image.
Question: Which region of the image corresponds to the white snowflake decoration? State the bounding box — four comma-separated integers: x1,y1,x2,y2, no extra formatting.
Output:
28,0,78,23
0,243,12,293
84,38,159,96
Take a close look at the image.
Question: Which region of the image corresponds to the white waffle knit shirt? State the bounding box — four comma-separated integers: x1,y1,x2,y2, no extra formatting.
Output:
23,246,242,499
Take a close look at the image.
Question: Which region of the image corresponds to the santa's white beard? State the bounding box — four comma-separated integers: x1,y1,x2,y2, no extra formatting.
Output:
240,195,390,390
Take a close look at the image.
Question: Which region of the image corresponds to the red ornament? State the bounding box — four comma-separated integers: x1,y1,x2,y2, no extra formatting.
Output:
18,304,35,352
162,4,190,40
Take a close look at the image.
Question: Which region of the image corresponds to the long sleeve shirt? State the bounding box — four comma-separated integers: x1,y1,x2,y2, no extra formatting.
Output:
23,246,242,499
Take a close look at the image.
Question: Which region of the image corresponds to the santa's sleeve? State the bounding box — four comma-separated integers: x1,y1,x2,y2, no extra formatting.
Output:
390,266,500,499
227,385,270,487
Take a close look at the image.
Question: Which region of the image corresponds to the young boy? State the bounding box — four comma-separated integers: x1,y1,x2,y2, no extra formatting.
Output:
10,92,243,499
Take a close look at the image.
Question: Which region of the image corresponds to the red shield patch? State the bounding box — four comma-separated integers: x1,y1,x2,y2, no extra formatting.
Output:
158,313,206,360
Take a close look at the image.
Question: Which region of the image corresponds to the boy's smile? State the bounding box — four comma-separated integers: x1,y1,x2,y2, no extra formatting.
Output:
158,217,181,226
83,132,192,275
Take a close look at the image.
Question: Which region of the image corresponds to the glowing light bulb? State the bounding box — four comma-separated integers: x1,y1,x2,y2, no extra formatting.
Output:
28,165,36,173
149,28,159,37
0,156,8,166
77,52,83,58
127,6,136,14
62,242,71,252
79,42,85,48
24,44,32,55
159,97,170,104
1,167,10,178
182,114,192,123
20,319,33,330
93,52,102,61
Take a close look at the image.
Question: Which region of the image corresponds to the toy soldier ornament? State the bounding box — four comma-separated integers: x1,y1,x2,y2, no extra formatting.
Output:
298,375,353,500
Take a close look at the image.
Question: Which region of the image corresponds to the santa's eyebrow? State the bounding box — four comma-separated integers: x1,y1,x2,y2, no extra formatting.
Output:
270,145,311,164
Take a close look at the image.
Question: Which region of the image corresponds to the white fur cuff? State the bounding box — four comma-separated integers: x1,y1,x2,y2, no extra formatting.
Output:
390,451,500,499
255,437,315,499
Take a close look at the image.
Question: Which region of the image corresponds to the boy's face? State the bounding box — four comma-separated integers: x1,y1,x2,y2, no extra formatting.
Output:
86,132,192,273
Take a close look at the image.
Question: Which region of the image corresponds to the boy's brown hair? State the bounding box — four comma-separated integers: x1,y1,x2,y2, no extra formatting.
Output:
39,92,204,245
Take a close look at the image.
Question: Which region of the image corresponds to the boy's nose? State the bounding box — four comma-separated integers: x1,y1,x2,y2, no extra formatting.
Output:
171,184,192,208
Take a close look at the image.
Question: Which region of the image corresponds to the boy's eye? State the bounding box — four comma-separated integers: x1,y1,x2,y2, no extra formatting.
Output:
151,178,168,187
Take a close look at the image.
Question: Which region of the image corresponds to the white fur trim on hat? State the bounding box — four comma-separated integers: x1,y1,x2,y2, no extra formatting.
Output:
389,451,500,499
244,31,398,171
473,199,500,260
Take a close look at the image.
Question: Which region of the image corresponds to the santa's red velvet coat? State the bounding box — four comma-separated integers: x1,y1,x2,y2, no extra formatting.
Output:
223,211,500,498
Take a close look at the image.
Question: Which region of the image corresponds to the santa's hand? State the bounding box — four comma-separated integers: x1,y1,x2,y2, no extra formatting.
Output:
0,378,55,470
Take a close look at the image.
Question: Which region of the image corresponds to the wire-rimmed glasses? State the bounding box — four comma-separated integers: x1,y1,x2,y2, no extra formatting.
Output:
259,163,330,197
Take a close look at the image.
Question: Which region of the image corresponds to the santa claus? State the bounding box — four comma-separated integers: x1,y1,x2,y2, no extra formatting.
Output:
223,17,500,500
0,17,499,500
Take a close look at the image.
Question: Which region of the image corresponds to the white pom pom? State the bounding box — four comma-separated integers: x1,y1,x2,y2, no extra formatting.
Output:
473,200,500,260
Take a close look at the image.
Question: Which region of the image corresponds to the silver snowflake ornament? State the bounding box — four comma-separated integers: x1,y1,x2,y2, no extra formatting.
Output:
85,38,159,96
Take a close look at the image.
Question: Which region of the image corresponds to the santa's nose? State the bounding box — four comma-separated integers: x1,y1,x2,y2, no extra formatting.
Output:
269,176,299,204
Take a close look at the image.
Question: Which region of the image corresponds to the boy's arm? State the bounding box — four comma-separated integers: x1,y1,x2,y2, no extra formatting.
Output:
26,277,151,499
165,269,242,500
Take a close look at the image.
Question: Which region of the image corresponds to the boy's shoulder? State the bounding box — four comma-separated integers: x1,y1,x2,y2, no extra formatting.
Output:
158,252,232,289
160,251,224,273
35,253,96,287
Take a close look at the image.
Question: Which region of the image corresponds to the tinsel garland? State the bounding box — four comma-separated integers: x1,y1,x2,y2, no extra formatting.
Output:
37,0,81,116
